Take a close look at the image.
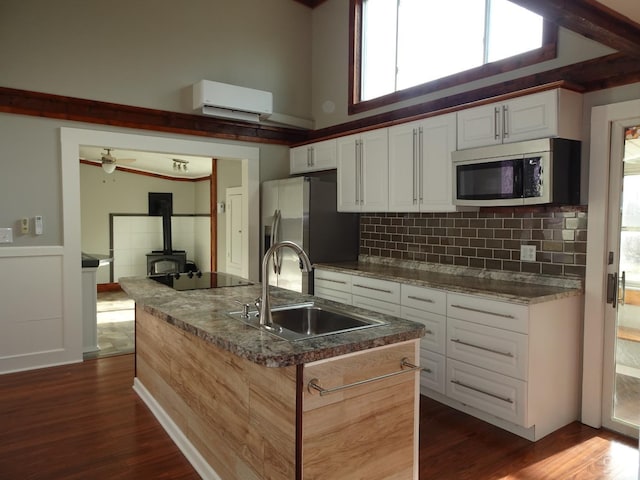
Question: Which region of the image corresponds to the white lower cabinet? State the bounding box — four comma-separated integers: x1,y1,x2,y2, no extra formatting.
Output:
312,269,582,441
314,269,352,304
447,358,526,426
420,349,446,394
447,317,528,380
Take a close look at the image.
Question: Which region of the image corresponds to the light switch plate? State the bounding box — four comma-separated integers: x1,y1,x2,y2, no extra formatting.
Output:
0,227,13,243
34,215,43,235
521,245,536,262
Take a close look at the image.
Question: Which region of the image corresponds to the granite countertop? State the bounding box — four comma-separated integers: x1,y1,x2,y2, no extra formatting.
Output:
119,276,425,368
316,256,584,305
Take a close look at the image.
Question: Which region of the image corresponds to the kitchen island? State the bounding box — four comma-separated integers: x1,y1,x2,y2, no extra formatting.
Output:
120,276,425,480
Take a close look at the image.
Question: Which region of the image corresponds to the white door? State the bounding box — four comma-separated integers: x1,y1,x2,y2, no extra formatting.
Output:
603,119,640,437
226,187,244,277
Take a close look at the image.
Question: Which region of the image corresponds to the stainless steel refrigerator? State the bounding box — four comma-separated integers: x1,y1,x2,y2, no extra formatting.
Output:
261,173,359,293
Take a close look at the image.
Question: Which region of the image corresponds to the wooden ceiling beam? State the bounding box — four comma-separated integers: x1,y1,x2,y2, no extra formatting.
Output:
510,0,640,58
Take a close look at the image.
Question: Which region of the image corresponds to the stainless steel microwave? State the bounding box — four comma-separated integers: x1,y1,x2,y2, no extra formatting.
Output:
452,138,581,206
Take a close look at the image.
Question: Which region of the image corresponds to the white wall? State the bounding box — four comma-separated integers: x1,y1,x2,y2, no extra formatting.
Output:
0,0,312,121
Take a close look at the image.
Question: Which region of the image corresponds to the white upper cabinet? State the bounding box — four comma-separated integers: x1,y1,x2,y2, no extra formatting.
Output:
290,139,337,174
337,129,388,212
457,89,583,150
388,113,457,212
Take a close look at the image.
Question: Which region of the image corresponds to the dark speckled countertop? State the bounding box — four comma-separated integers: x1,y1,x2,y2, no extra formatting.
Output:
119,276,425,368
316,256,584,305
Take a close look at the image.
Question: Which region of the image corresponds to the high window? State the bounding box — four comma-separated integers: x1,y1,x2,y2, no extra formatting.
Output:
350,0,557,113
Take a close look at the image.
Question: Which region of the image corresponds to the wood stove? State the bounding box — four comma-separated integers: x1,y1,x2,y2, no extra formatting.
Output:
147,192,187,275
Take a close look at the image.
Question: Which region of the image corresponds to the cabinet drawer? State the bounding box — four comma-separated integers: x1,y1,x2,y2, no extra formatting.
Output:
314,286,352,305
351,276,400,304
401,284,446,315
314,269,352,293
447,359,527,426
447,293,528,333
353,295,401,317
303,341,418,411
401,306,445,355
447,318,528,380
420,350,445,394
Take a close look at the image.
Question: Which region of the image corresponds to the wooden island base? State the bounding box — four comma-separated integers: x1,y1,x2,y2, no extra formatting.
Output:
134,307,420,480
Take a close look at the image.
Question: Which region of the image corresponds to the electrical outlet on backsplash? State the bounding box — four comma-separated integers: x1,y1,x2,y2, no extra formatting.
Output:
359,206,587,278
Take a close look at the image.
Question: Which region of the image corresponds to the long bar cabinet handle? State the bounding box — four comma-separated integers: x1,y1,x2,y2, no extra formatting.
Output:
450,338,514,358
450,379,514,404
353,283,393,294
450,304,515,319
407,295,434,304
315,277,347,285
308,358,421,396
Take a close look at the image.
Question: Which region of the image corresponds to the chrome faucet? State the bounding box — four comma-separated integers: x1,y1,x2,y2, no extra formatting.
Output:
260,241,312,327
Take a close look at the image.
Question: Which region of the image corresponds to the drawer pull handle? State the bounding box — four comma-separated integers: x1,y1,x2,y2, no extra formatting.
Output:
353,283,393,294
308,358,420,396
316,277,347,285
450,338,514,358
451,379,514,404
450,304,515,319
407,295,435,304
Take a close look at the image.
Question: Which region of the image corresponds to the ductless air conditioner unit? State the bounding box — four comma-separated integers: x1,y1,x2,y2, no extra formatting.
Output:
193,80,273,123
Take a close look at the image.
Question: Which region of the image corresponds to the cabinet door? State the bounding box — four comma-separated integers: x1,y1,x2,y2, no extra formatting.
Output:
310,139,337,171
337,134,360,212
457,103,502,149
420,349,446,394
360,129,389,212
447,318,528,380
302,341,419,480
290,145,311,174
401,306,446,355
388,121,420,212
447,358,527,426
419,113,457,212
504,90,558,144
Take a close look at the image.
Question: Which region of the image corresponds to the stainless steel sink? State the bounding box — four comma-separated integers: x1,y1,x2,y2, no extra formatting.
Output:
228,302,387,341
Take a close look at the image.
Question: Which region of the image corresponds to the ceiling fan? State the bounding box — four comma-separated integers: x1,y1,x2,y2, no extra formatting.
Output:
99,148,136,173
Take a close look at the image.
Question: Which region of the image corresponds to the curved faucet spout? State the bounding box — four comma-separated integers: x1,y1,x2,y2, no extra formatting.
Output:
260,241,312,327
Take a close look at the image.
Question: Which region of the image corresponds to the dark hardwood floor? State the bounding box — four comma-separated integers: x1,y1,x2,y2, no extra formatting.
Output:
0,354,637,479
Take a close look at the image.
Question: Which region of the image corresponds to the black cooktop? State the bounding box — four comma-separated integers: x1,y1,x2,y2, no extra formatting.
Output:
149,271,252,290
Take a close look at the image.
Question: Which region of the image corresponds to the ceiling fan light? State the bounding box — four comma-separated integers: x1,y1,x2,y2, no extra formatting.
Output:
102,162,116,174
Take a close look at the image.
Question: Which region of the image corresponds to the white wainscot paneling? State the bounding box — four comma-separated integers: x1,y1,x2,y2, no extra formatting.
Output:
0,254,64,360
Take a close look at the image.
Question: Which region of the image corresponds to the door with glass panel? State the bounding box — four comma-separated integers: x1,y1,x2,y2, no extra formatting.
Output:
604,122,640,436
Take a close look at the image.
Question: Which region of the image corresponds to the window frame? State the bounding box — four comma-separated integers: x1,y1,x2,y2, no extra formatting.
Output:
348,0,558,115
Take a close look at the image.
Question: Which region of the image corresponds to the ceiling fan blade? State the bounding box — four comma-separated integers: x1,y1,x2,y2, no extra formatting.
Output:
117,158,136,164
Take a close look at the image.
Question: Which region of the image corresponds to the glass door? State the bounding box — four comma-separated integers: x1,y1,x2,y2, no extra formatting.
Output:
604,123,640,436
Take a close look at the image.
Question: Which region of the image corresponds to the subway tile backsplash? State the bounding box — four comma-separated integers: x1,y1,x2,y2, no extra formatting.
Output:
359,206,587,278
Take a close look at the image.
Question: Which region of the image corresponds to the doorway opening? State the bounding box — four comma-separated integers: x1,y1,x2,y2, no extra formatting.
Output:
61,127,260,363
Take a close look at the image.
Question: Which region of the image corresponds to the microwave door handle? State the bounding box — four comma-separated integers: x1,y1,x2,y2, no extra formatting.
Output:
514,160,524,198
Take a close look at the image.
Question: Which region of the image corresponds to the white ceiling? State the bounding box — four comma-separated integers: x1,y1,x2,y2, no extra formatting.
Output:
79,145,214,179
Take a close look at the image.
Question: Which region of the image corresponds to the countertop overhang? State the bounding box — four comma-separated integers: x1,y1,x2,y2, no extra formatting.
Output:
120,276,425,367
